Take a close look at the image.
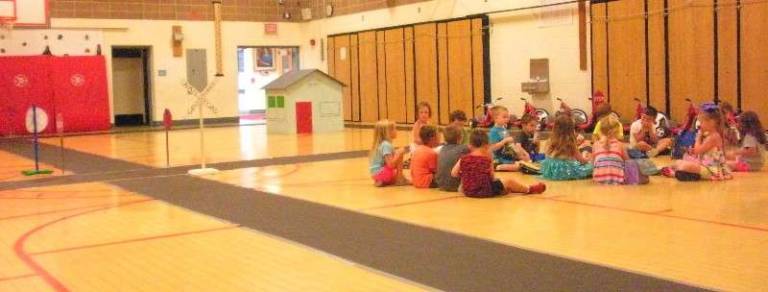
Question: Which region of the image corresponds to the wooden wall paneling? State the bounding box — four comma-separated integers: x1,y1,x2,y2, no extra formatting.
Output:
385,28,407,124
647,0,667,113
591,3,609,96
446,20,474,125
668,0,714,122
404,27,416,123
350,34,361,122
358,31,379,122
327,37,335,77
437,22,450,125
741,0,768,118
333,35,352,121
717,0,738,108
471,18,485,120
607,0,647,119
414,23,439,123
377,31,388,120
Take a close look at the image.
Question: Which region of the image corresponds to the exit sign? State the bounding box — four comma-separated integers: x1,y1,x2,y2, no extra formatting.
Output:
265,23,278,35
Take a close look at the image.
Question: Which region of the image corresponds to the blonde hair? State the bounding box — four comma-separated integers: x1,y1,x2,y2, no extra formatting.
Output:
547,115,579,159
371,120,396,159
491,105,509,118
598,115,621,151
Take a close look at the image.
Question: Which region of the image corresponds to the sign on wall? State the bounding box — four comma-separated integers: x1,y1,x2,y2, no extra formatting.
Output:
264,23,278,35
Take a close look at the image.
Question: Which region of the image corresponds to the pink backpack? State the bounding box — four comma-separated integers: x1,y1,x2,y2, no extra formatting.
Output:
624,160,649,185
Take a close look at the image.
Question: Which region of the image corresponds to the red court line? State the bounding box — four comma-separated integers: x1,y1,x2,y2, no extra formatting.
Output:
14,199,155,292
0,201,145,222
530,196,768,233
0,194,135,200
31,225,240,256
0,274,37,282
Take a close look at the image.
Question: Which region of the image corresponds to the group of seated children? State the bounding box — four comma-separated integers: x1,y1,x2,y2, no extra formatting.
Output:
369,102,546,197
369,99,766,195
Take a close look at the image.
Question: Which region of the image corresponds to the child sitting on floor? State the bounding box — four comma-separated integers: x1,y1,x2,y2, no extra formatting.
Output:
451,130,546,198
404,102,434,168
436,125,470,192
411,125,439,188
411,102,433,149
449,110,471,145
541,114,594,180
665,104,732,181
516,114,544,162
726,111,765,172
592,115,628,185
369,120,409,187
488,106,530,171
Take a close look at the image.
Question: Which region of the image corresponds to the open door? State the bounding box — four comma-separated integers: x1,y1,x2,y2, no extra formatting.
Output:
296,102,312,134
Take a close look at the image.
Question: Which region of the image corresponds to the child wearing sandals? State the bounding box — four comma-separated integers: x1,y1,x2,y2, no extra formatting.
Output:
541,114,594,180
370,120,410,187
726,111,765,172
451,129,546,198
665,104,732,181
592,115,628,185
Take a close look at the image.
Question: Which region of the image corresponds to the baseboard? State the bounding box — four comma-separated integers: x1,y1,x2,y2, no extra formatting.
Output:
115,114,145,126
151,116,240,127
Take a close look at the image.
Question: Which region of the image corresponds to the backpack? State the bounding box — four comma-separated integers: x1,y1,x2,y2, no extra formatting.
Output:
673,129,697,159
624,160,650,185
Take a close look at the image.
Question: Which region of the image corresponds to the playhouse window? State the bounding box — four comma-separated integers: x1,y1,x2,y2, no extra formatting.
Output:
268,96,285,108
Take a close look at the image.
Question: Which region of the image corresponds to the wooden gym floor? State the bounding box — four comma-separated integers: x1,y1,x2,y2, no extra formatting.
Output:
0,125,766,291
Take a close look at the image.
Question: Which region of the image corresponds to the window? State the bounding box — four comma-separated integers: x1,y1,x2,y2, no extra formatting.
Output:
237,49,245,73
268,96,285,108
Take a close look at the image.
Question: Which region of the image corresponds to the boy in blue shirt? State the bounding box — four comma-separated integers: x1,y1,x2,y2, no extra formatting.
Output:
488,105,530,171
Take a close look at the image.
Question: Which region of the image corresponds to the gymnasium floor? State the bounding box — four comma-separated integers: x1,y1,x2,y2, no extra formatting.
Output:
1,126,766,291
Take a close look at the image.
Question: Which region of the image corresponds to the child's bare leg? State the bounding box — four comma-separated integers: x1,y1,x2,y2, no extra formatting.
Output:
515,147,531,162
636,141,653,152
502,178,529,194
393,162,410,185
503,179,546,194
654,138,673,154
676,160,701,173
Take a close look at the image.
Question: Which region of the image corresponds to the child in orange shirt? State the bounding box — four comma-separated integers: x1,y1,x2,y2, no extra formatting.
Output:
411,125,439,188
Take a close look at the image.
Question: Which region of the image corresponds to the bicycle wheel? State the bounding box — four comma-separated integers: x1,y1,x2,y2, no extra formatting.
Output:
572,109,589,126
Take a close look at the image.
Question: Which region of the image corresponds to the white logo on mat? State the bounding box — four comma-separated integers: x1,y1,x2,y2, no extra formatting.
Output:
70,74,86,87
13,74,29,88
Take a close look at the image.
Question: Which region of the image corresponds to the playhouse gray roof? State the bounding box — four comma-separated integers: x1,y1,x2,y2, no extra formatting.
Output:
262,69,345,90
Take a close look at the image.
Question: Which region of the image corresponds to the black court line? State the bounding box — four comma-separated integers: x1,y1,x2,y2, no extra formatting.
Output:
0,140,709,291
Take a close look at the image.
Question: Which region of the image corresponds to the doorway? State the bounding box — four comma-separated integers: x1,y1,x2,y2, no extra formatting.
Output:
112,47,152,127
237,46,299,125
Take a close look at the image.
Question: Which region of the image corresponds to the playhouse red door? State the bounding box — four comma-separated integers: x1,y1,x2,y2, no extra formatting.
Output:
295,102,313,134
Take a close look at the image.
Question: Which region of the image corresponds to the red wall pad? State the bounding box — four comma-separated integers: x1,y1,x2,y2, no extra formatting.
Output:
0,55,110,136
51,56,110,133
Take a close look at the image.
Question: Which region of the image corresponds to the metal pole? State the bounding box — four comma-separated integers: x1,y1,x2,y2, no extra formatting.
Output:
59,131,64,174
165,127,170,168
199,100,206,169
32,106,39,172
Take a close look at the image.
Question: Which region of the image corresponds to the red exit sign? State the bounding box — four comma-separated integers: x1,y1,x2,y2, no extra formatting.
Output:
264,23,278,35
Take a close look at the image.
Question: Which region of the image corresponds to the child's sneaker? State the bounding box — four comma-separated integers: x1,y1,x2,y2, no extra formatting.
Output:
526,182,547,194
